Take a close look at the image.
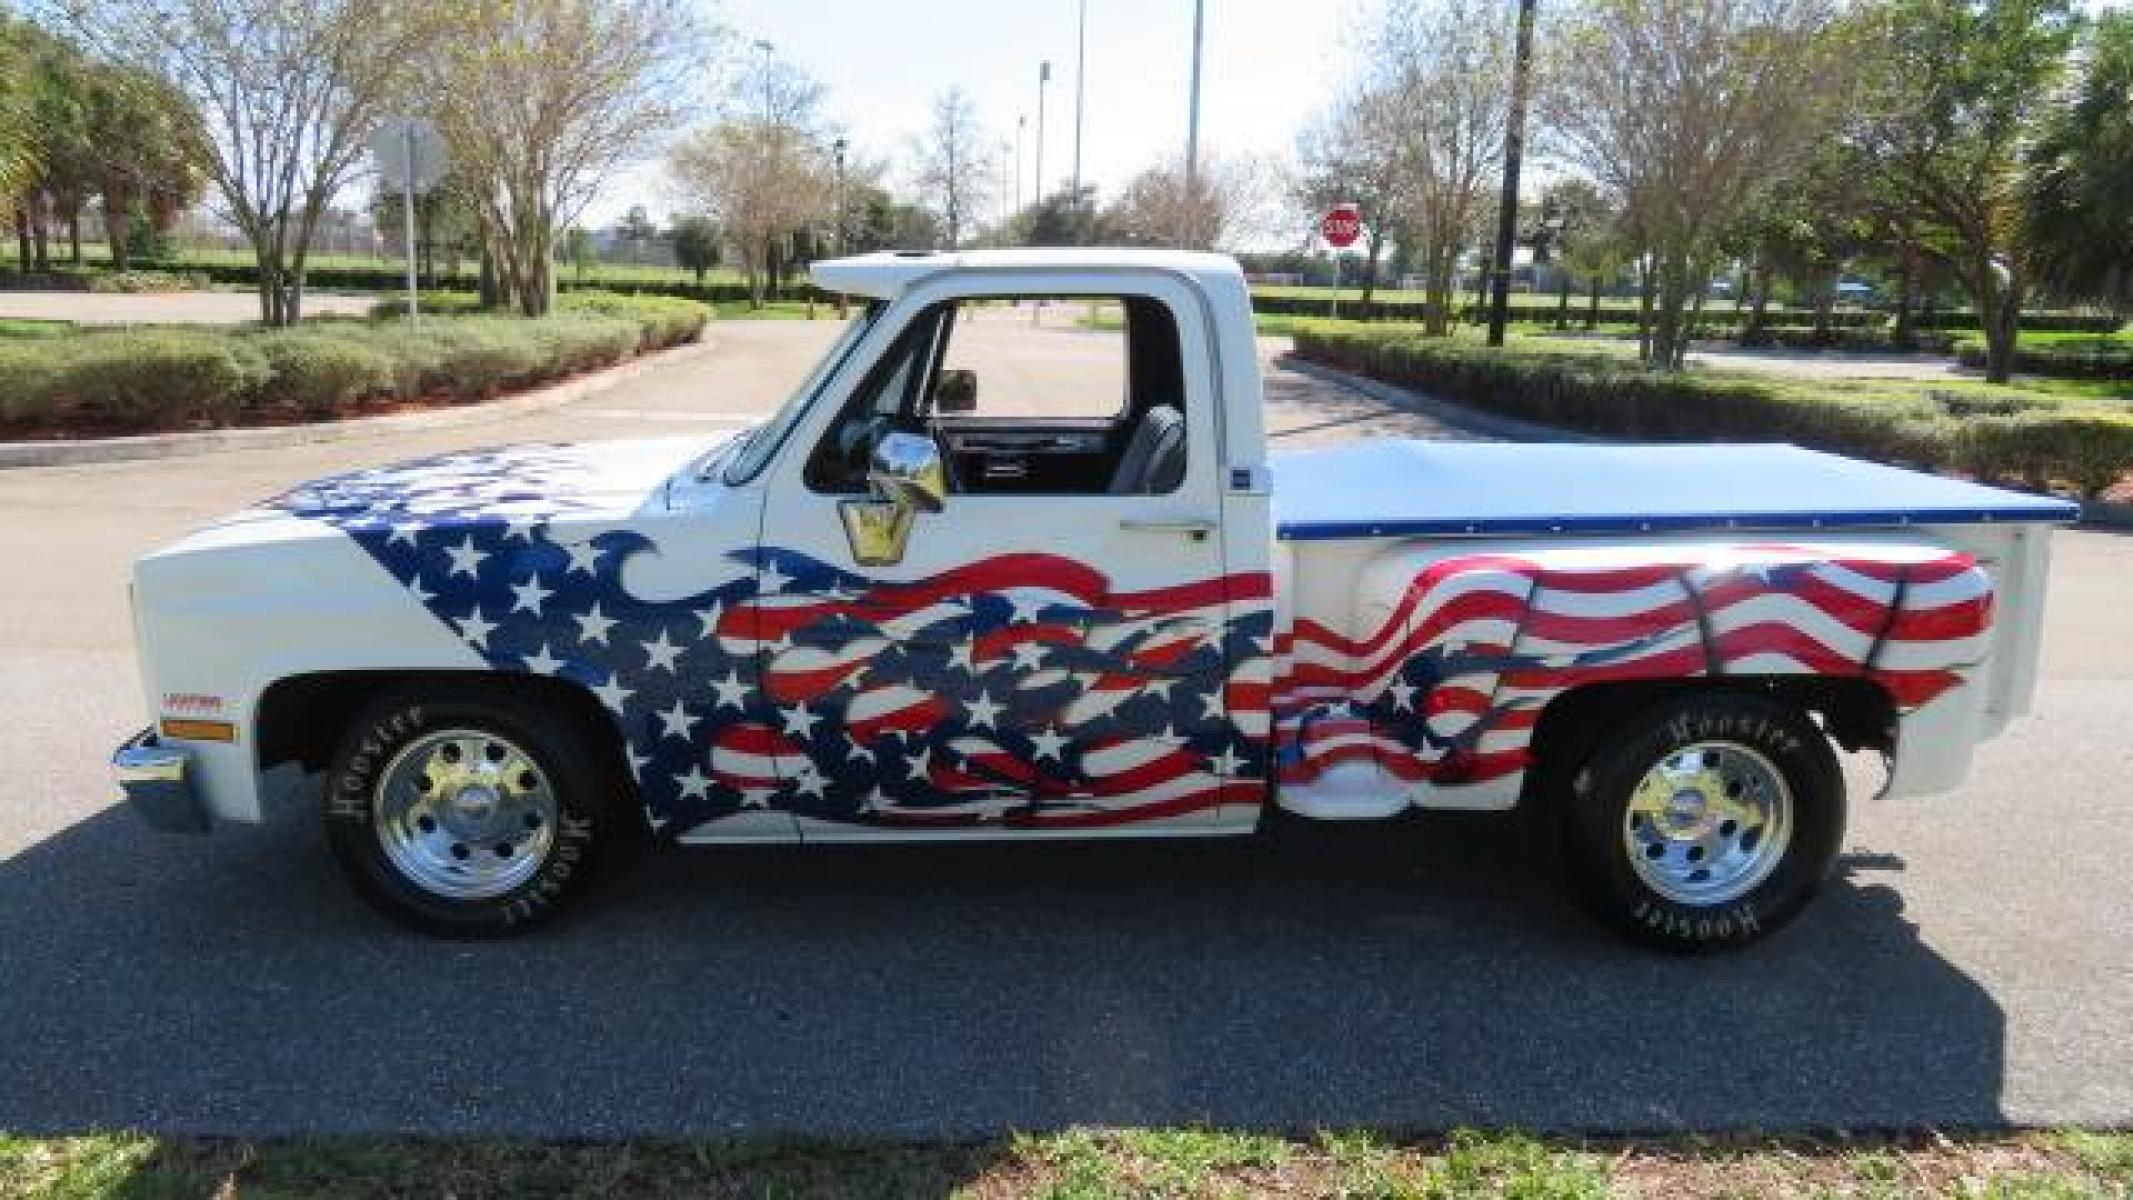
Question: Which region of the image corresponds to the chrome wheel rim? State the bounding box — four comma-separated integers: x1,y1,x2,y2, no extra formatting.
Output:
1623,740,1792,906
375,728,558,900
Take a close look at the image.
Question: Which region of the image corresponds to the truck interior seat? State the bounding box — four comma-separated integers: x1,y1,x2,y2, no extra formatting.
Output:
1108,404,1186,494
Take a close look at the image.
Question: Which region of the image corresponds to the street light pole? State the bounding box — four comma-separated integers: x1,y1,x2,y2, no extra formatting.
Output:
1016,115,1026,214
1072,0,1087,205
1035,61,1051,208
1178,0,1205,248
1485,0,1539,348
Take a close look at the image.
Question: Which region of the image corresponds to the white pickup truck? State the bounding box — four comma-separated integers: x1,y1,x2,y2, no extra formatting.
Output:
115,248,2076,948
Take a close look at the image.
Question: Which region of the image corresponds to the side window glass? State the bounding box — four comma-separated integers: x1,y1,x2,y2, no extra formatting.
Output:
805,308,944,494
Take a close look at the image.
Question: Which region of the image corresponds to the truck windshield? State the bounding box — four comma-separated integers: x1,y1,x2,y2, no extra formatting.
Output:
722,302,882,485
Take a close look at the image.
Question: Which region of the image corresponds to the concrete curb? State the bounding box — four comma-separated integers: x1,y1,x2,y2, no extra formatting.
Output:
0,338,715,470
1279,352,2133,530
1278,354,1601,444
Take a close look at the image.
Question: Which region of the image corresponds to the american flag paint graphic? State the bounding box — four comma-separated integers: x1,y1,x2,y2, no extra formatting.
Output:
1272,544,1996,790
274,445,1995,833
275,445,1274,837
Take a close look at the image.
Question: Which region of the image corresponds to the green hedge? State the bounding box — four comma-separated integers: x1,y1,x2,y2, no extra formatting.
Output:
0,291,708,433
1954,335,2133,381
1290,324,2133,497
150,257,822,305
368,290,711,350
1253,292,2122,337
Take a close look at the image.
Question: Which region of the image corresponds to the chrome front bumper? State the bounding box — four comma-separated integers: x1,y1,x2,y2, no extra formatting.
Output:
112,728,210,834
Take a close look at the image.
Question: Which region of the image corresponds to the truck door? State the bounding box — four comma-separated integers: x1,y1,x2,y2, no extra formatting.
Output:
752,276,1254,835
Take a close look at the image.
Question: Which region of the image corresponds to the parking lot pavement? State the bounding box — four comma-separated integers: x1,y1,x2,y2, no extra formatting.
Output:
0,320,2128,1137
0,289,378,325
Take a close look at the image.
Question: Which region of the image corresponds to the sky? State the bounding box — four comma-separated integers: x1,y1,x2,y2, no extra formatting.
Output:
594,0,1360,237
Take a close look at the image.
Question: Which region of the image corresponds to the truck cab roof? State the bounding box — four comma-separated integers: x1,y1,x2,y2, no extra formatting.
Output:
809,247,1248,300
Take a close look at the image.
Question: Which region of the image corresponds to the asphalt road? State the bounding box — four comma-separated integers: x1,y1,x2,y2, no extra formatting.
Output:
0,320,2128,1138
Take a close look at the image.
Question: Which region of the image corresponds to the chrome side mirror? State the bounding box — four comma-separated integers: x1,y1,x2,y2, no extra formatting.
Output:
839,431,946,565
868,431,947,513
932,368,977,414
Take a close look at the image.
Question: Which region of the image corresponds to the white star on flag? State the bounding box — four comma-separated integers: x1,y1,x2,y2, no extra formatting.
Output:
710,670,749,710
694,601,724,641
388,521,423,547
522,643,565,675
794,764,827,798
947,640,977,674
563,539,603,576
1200,691,1226,720
641,629,683,674
903,743,933,778
445,536,485,579
675,764,712,800
1388,680,1418,711
457,607,497,649
510,573,553,616
575,602,617,646
591,673,633,714
502,515,542,543
759,560,791,593
656,699,698,740
1011,641,1047,671
964,690,1003,728
1029,726,1068,761
1208,745,1247,776
1006,590,1050,624
781,703,820,740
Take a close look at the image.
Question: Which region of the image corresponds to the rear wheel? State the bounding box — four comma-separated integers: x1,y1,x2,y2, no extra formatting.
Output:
322,685,615,937
1560,692,1843,952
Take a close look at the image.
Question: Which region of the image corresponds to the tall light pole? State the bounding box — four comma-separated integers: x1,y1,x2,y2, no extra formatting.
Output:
1035,61,1051,207
1486,0,1539,347
1071,0,1088,205
998,139,1014,237
1178,0,1205,248
832,136,848,254
1015,115,1026,213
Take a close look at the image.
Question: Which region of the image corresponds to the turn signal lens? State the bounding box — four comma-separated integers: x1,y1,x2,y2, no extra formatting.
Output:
160,719,236,743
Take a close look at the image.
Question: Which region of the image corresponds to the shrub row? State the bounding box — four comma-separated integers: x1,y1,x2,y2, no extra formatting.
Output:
1953,335,2133,381
144,258,826,306
1252,292,2122,336
368,290,713,350
1289,323,2133,497
0,291,709,432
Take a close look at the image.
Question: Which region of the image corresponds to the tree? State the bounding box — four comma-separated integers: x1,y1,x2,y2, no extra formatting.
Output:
1295,84,1409,303
910,86,992,248
2025,10,2133,316
63,0,419,323
1847,0,2077,382
421,0,701,318
1014,185,1100,247
671,214,719,283
668,51,831,306
618,203,657,264
1545,0,1841,368
1731,141,1876,342
1530,177,1613,329
1378,0,1514,336
1103,153,1281,251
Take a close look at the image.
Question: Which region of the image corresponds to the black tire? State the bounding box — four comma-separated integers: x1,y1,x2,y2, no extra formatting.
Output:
322,684,617,937
1560,692,1844,952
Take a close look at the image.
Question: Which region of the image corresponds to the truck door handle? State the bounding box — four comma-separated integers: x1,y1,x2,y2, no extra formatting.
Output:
1119,517,1218,539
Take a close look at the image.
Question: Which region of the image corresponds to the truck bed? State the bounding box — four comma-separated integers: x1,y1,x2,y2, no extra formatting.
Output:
1269,442,2080,541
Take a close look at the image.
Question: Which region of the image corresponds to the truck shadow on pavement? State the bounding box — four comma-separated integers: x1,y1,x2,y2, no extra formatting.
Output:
0,801,2002,1138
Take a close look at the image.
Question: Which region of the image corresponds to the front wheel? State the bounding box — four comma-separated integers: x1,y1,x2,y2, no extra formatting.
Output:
322,685,616,937
1560,692,1844,952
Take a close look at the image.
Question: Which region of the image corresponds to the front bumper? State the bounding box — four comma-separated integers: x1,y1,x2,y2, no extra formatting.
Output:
112,728,211,834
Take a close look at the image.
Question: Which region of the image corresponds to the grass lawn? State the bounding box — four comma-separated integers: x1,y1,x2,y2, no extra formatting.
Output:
0,318,73,338
3,1127,2129,1198
711,298,846,321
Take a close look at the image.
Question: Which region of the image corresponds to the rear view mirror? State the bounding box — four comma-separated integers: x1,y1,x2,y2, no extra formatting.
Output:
933,368,977,414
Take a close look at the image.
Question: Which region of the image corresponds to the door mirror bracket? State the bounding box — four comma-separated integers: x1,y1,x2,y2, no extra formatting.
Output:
839,431,947,565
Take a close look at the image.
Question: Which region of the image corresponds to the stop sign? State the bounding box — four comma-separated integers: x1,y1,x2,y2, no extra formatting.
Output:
1321,204,1362,249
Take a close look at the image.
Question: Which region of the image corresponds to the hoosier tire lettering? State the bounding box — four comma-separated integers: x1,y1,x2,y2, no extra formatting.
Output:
321,686,615,938
1561,692,1844,953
